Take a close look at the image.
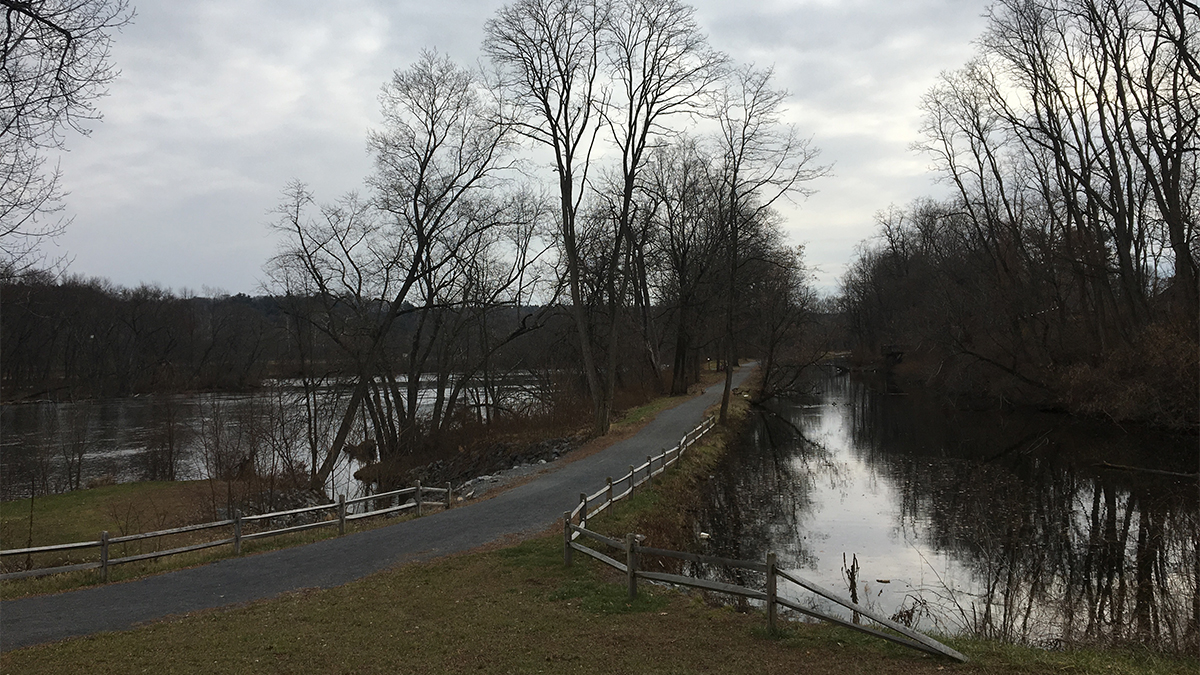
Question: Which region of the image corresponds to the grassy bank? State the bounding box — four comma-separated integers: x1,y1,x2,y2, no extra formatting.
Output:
6,378,1194,673
1,481,206,548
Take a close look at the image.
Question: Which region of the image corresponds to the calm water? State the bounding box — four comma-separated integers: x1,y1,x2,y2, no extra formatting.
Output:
1,376,540,502
0,390,347,501
696,370,1198,651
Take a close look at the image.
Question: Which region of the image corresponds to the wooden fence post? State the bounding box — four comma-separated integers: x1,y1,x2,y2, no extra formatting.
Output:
579,493,588,529
767,552,778,634
629,465,636,490
647,456,653,487
233,510,242,555
100,531,109,583
445,482,452,510
415,481,423,517
337,494,346,536
563,512,573,567
606,477,613,504
626,533,638,599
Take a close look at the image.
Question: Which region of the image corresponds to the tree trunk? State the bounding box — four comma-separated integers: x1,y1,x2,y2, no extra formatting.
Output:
670,322,689,395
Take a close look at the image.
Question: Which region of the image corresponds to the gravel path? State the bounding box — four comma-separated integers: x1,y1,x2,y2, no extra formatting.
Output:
0,366,755,651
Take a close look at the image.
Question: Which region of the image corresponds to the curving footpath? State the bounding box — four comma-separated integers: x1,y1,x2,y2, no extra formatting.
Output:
0,366,755,651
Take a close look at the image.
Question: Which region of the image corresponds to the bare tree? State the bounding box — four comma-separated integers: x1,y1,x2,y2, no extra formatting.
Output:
268,51,550,492
642,137,723,394
1122,0,1200,319
485,0,730,433
711,65,827,422
1,0,133,277
1153,0,1200,83
745,242,817,399
484,0,612,434
595,0,726,428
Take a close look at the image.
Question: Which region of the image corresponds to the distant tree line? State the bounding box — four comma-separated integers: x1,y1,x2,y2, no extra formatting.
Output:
1,274,280,399
842,0,1199,429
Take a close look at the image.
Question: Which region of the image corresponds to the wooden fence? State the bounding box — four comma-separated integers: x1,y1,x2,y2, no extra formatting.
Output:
559,416,968,663
569,415,717,532
0,481,453,582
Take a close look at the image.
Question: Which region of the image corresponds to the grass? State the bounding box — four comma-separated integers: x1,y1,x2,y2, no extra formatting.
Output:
1,480,230,597
0,481,204,547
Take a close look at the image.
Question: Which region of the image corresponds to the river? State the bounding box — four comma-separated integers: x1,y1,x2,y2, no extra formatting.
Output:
1,376,541,503
695,369,1198,651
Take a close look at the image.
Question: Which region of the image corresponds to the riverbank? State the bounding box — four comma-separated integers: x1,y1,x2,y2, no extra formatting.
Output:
2,383,1194,674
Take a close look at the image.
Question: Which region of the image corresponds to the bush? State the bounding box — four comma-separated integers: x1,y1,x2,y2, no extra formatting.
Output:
1059,323,1199,430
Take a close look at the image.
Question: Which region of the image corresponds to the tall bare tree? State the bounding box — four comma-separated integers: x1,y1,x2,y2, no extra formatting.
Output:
642,137,723,394
595,0,726,428
486,0,731,433
711,65,827,422
269,51,520,491
484,0,612,434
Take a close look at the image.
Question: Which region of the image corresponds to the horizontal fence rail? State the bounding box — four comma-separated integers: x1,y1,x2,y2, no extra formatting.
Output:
1,480,454,582
559,414,968,664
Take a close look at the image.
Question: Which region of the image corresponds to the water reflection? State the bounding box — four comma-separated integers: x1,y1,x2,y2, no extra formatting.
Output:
696,370,1198,652
0,392,314,501
1,375,548,503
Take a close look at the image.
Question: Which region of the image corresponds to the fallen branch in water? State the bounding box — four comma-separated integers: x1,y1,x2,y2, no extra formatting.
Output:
1093,462,1198,479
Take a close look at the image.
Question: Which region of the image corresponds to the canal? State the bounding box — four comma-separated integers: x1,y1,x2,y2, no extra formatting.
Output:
695,370,1198,651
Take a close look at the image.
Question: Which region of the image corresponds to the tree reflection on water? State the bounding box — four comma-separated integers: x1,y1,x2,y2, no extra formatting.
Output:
695,370,1198,652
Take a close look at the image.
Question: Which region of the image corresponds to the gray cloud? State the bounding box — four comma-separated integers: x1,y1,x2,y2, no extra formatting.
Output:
51,0,989,294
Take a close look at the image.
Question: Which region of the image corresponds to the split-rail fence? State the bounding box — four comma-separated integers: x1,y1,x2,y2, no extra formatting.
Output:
1,482,452,582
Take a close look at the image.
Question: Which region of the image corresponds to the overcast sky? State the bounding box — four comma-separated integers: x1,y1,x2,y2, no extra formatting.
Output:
46,0,991,296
